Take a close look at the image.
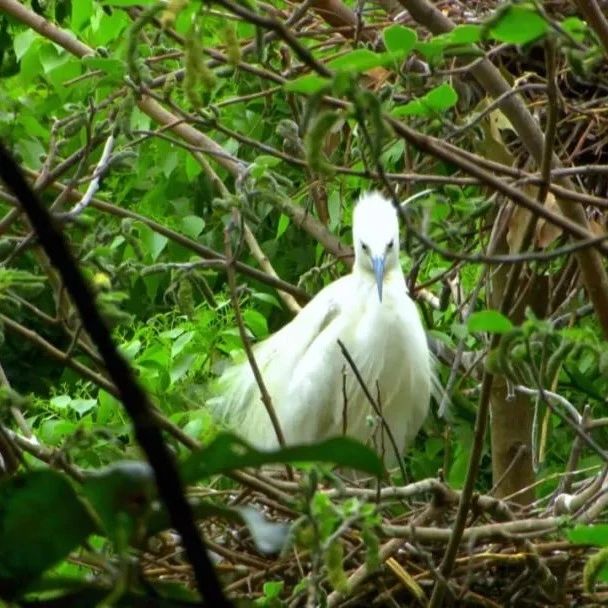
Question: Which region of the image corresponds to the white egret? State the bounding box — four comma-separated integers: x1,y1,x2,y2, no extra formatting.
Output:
210,192,431,466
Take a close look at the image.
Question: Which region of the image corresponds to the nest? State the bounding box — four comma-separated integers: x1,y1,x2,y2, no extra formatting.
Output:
141,467,608,607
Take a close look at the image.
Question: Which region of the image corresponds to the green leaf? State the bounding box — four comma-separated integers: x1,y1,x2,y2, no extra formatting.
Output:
391,83,458,117
120,339,142,360
448,450,468,487
435,24,482,45
185,154,202,180
139,225,168,262
90,7,130,46
327,49,384,73
382,25,417,55
82,56,125,79
569,524,608,547
69,398,97,416
243,309,269,338
0,471,95,597
250,154,283,179
255,155,282,169
467,310,513,334
50,394,71,410
255,580,285,607
13,30,37,61
20,116,48,139
276,213,290,239
425,83,459,110
489,5,548,45
181,433,385,482
561,17,588,43
171,330,195,357
180,215,205,238
170,353,196,384
71,0,93,31
284,74,329,94
252,291,282,309
39,44,70,74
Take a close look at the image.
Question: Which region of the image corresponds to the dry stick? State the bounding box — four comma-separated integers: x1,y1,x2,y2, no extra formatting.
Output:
388,119,608,254
5,427,84,481
336,339,406,482
59,133,115,220
516,386,608,463
223,214,289,453
243,223,302,314
0,134,106,237
0,145,232,608
194,148,302,315
382,517,559,543
397,0,608,338
327,538,405,607
559,404,592,495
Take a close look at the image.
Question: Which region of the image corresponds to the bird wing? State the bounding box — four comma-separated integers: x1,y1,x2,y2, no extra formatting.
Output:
207,278,348,448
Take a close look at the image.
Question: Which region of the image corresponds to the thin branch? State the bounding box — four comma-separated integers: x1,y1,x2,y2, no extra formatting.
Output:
337,339,406,481
59,133,115,221
224,213,289,452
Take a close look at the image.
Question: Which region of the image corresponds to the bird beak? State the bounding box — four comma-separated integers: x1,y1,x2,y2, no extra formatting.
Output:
372,256,385,302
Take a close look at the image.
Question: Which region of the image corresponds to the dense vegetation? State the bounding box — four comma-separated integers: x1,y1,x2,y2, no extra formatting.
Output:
1,0,608,605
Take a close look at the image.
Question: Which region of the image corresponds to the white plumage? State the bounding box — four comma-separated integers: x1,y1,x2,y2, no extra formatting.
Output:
210,192,431,466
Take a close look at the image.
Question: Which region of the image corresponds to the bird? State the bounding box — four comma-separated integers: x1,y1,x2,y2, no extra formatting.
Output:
209,191,432,466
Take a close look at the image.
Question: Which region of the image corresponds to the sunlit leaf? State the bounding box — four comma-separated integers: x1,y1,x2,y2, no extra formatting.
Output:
284,74,328,94
391,83,458,117
468,310,513,334
327,49,383,72
569,524,608,547
382,25,417,55
434,24,481,45
489,5,548,45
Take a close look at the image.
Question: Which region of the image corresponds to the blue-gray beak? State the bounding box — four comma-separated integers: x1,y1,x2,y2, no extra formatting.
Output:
372,256,385,302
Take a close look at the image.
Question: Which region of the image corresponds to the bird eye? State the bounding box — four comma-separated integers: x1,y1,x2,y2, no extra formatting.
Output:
361,242,369,252
387,240,394,250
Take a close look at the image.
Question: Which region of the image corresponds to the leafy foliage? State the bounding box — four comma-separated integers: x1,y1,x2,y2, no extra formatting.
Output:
0,0,606,604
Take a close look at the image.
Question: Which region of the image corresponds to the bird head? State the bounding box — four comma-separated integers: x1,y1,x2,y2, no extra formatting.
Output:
352,192,400,302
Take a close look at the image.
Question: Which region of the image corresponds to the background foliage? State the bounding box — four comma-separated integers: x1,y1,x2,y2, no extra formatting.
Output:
1,0,608,605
